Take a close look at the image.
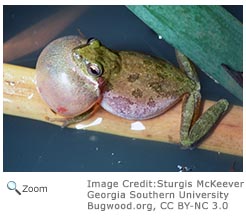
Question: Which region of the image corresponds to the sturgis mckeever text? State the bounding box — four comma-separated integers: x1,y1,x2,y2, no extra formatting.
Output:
85,179,244,212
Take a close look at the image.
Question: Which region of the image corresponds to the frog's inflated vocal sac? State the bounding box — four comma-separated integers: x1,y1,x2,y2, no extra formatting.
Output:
36,36,229,148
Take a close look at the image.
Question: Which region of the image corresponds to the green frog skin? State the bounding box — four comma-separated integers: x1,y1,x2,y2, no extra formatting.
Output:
36,36,229,148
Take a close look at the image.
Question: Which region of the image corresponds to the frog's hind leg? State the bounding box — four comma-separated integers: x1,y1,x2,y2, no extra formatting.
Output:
180,92,229,148
175,50,200,88
175,50,229,148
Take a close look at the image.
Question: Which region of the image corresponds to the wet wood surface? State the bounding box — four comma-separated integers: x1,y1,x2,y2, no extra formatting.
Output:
3,63,243,156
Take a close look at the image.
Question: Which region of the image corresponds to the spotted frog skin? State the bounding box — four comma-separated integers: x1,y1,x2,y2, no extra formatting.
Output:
37,37,229,148
72,39,197,121
101,51,197,120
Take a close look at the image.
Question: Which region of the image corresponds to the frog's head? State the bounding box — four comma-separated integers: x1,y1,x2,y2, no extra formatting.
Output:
72,38,121,83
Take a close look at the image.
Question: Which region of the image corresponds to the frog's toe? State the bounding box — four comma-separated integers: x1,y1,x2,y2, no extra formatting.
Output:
45,116,71,128
180,142,195,150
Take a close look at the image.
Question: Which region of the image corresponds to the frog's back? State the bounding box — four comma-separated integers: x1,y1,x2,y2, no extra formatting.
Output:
101,51,195,120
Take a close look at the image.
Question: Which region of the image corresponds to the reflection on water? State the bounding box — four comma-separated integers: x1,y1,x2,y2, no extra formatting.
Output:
3,6,87,63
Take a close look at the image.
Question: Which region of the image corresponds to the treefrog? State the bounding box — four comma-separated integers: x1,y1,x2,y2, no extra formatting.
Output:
37,36,229,148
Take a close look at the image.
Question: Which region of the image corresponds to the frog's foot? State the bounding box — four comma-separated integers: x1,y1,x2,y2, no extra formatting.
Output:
175,50,229,148
46,105,98,128
180,93,229,148
45,116,85,128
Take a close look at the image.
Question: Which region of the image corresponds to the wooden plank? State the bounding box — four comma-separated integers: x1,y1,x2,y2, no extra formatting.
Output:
3,63,243,156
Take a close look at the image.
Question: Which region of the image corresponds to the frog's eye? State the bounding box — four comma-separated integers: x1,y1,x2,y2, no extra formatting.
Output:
87,62,103,77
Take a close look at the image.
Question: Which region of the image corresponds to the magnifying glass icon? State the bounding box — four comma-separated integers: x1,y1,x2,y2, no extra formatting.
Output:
7,181,21,195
